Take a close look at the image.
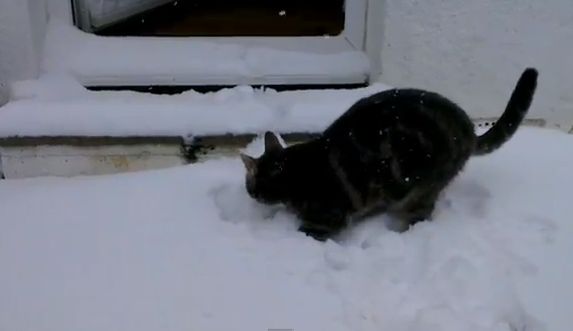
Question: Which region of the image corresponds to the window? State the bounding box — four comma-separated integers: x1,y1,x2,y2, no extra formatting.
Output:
44,0,378,87
75,0,346,37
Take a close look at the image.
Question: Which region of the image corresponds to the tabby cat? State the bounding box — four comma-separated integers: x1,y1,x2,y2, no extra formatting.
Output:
240,68,538,241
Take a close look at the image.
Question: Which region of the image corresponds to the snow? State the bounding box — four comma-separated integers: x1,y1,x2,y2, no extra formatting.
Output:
0,126,571,331
0,75,391,137
0,0,44,106
41,21,370,86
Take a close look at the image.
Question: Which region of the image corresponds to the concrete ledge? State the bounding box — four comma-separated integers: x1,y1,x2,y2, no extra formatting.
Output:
0,118,553,179
0,135,185,146
0,132,321,179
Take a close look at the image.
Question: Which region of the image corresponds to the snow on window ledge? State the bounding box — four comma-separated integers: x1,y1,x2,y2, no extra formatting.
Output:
41,20,371,87
0,74,391,138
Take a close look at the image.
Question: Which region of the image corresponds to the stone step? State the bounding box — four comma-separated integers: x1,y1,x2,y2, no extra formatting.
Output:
0,132,320,179
0,76,557,179
0,117,551,179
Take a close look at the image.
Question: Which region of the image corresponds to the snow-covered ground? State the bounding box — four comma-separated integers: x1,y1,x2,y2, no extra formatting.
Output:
0,126,571,331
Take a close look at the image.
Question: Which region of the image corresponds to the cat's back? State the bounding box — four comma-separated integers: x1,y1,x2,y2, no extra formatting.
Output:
324,88,473,137
321,88,477,182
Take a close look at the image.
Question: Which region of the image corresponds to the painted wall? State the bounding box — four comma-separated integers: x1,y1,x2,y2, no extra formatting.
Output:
1,0,572,130
0,0,47,106
380,0,573,130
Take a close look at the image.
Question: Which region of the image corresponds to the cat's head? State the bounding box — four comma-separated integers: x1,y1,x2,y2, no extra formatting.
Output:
239,131,288,205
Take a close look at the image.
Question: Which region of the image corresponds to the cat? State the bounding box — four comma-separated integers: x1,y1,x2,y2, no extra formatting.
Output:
239,68,538,241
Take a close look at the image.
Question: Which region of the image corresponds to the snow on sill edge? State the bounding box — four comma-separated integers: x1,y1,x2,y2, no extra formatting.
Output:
42,20,372,85
0,78,393,138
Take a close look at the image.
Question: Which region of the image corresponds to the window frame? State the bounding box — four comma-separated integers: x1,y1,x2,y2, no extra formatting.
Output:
45,0,384,87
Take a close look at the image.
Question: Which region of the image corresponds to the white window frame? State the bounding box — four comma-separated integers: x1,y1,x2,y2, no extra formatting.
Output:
45,0,383,87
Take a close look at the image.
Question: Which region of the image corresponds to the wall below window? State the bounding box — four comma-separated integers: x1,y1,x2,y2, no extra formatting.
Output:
380,0,573,131
1,0,573,133
0,0,47,107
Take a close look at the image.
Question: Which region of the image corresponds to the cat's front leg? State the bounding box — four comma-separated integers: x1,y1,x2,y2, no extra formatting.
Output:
299,224,343,242
297,223,334,242
297,213,349,242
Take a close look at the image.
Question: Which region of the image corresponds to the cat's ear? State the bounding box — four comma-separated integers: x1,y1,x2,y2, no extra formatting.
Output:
264,131,283,152
240,153,257,174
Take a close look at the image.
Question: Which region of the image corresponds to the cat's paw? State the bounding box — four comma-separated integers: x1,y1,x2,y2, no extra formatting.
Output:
298,225,331,242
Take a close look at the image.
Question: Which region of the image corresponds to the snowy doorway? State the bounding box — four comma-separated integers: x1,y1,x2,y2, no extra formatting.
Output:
55,0,374,88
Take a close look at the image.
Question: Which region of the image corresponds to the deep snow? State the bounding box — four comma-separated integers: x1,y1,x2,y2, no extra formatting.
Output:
0,126,571,331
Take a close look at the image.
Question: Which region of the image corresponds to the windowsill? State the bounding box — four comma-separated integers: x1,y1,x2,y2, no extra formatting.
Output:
43,20,371,87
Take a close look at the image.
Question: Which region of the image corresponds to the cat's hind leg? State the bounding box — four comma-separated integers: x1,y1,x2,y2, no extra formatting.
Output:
391,190,441,232
404,199,436,227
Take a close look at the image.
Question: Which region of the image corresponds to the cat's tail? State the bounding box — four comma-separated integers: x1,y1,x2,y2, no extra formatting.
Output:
473,67,538,156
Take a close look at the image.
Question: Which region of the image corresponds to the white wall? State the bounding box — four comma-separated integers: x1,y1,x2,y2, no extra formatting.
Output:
1,0,572,130
0,0,48,107
380,0,573,130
